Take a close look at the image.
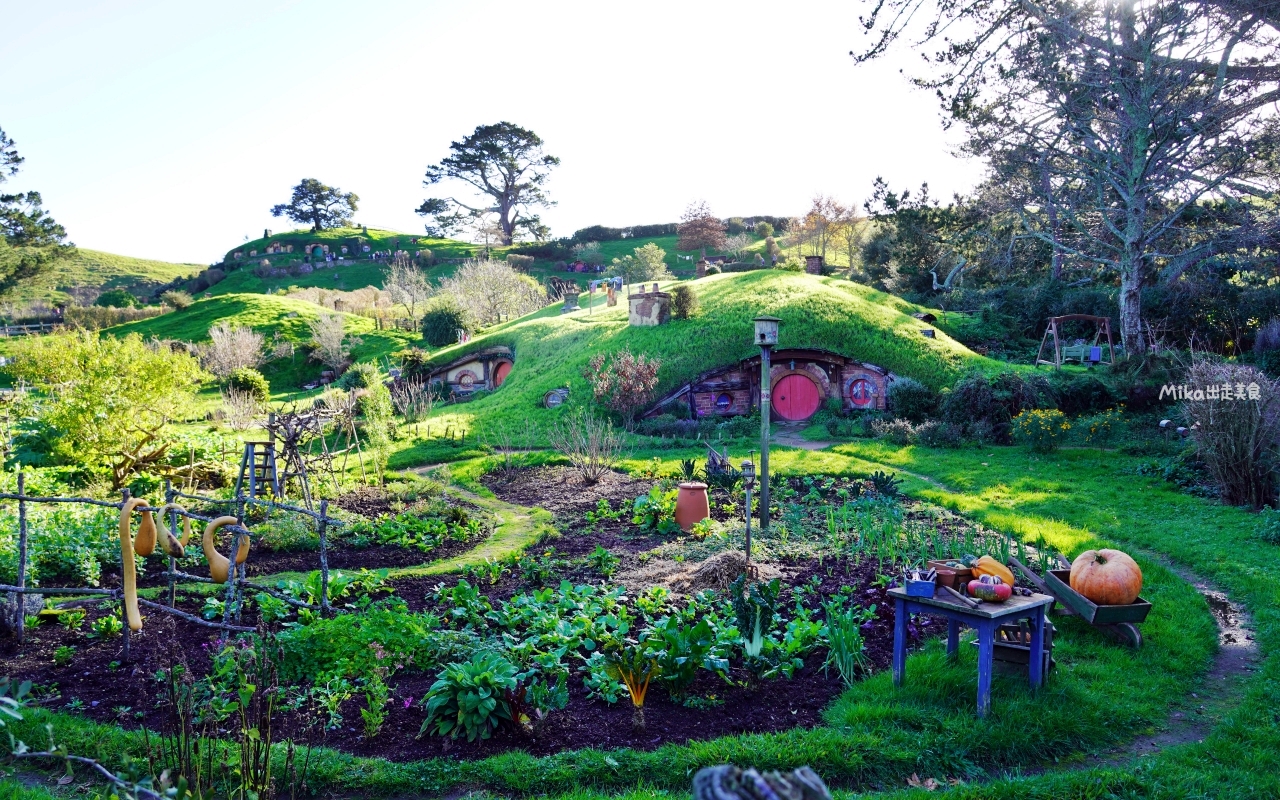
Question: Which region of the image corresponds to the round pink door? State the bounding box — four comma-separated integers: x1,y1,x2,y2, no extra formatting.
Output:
772,373,821,421
493,361,512,388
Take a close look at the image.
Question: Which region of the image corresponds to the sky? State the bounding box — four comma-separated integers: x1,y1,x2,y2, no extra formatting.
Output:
2,0,987,265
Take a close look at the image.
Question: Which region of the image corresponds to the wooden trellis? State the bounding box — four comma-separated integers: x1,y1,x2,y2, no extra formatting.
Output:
0,475,344,661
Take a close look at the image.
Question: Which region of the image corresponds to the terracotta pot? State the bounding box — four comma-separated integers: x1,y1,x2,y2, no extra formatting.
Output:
675,482,710,531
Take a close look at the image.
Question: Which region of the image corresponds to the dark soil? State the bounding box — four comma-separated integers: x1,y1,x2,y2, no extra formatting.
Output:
0,553,941,764
480,465,655,518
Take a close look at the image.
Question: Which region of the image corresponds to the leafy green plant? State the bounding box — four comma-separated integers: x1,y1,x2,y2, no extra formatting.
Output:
632,486,680,534
869,470,903,498
604,640,659,730
729,576,781,659
1257,506,1280,544
635,586,671,617
580,651,625,703
420,652,519,741
200,597,225,621
584,498,625,523
643,616,727,696
464,557,510,585
587,545,619,578
87,614,123,640
823,600,874,687
57,608,86,631
1012,408,1071,453
53,645,76,666
677,458,702,482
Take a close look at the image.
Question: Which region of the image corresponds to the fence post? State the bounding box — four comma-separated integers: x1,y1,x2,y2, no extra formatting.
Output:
318,499,330,615
119,488,131,663
164,480,176,608
15,472,27,644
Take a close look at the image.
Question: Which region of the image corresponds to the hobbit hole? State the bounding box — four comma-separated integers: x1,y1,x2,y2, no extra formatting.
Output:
423,346,515,396
644,348,893,422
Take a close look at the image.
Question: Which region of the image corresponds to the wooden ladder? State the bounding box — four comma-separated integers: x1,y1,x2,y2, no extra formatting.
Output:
234,441,281,500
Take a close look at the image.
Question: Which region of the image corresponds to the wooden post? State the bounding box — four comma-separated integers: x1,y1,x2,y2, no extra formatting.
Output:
318,500,330,615
164,480,177,608
119,488,131,663
15,472,27,644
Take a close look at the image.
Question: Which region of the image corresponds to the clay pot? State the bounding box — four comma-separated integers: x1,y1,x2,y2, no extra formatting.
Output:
675,482,710,531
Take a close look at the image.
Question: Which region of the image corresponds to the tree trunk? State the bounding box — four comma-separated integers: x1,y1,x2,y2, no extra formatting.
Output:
1119,262,1145,354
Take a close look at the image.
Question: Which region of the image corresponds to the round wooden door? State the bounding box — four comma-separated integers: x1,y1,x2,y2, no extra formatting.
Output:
772,373,821,420
493,361,512,388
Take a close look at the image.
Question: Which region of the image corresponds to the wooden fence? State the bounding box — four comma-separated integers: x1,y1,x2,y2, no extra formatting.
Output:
0,474,345,661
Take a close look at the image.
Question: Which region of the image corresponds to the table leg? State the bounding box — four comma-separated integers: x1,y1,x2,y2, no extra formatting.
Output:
893,597,908,687
946,618,960,659
976,620,994,718
1028,607,1045,689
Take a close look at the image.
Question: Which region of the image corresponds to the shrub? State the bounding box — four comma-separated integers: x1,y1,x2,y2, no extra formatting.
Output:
420,652,518,741
421,296,474,347
887,377,936,422
549,408,627,484
309,313,360,373
1050,374,1116,415
704,264,721,275
583,347,662,425
671,285,698,319
754,221,774,238
776,256,805,272
336,361,382,390
942,370,1050,442
1255,317,1280,353
1255,506,1280,544
227,367,270,402
160,290,194,309
200,321,266,380
917,420,963,448
94,288,138,308
506,254,535,272
1183,359,1280,508
1012,409,1070,453
871,417,917,445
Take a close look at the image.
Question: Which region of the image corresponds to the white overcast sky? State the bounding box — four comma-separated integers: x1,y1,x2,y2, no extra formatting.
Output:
2,0,986,264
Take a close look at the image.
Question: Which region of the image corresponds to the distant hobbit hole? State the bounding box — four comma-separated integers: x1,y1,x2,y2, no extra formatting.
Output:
423,346,515,396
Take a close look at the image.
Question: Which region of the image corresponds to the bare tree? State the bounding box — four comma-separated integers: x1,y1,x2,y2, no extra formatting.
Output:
384,254,433,325
220,388,263,431
438,259,547,326
677,201,727,257
308,313,360,372
199,321,265,380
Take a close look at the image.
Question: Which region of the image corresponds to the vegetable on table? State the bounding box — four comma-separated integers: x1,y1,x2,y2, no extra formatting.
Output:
969,555,1015,586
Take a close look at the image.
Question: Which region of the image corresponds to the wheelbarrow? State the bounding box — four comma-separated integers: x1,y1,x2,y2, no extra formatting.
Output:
1011,557,1151,649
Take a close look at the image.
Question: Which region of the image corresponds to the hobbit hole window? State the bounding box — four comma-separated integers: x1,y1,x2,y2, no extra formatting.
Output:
846,378,874,408
716,393,732,411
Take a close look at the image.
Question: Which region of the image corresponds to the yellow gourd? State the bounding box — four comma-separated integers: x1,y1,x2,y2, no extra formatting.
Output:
155,503,192,558
118,497,150,632
133,505,157,557
970,555,1015,586
202,516,243,584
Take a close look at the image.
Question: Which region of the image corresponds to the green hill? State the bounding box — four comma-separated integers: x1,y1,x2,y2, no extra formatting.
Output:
105,293,418,392
420,270,1002,431
14,248,202,303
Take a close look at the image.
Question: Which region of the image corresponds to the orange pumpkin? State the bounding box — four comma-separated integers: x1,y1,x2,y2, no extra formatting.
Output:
1070,549,1142,605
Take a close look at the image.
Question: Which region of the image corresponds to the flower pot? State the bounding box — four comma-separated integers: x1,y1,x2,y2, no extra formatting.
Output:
675,482,710,531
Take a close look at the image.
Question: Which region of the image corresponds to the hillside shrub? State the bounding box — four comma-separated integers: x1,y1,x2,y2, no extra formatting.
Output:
63,305,165,330
942,370,1051,442
704,264,722,275
584,347,662,425
337,361,382,391
227,367,270,402
871,417,918,445
1255,506,1280,544
506,254,535,272
1012,409,1070,452
200,321,266,380
917,420,963,448
671,285,698,319
776,256,805,272
308,313,359,373
887,377,936,422
94,288,138,308
549,408,626,484
421,296,475,347
1183,359,1280,508
160,290,194,309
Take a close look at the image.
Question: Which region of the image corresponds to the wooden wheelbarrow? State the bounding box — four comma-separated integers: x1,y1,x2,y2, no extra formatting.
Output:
1011,557,1151,649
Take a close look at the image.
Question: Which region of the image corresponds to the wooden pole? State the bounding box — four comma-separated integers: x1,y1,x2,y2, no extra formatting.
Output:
164,480,176,608
15,472,27,644
318,499,330,615
119,488,131,663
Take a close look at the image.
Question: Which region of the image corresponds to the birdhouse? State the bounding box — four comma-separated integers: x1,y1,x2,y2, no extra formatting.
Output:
753,315,781,346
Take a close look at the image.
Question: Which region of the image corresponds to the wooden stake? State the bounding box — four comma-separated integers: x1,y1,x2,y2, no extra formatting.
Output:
164,480,176,608
15,472,27,644
119,488,131,663
318,499,331,615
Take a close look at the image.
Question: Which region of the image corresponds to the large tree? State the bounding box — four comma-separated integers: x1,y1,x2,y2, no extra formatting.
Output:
0,126,71,296
855,0,1280,352
271,178,359,232
417,122,559,245
676,200,727,257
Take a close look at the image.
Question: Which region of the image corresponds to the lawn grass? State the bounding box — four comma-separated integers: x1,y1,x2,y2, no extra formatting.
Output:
6,248,202,304
103,292,417,392
4,441,1254,799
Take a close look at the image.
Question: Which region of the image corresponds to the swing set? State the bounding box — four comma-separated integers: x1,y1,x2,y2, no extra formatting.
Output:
1035,314,1116,368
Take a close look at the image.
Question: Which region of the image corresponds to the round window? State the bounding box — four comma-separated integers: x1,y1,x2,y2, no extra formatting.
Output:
846,378,875,408
458,373,475,389
715,393,732,410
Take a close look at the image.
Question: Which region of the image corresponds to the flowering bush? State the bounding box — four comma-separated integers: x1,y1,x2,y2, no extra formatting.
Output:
1012,409,1070,453
1080,407,1124,445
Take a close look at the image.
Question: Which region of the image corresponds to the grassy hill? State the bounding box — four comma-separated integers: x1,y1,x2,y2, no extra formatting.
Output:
12,248,202,303
105,293,418,393
418,270,1002,432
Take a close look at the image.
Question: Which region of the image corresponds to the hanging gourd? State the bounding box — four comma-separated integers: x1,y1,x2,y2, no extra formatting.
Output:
118,497,153,632
203,516,247,584
155,503,193,558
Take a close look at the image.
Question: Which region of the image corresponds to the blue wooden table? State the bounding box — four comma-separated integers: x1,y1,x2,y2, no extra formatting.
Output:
888,587,1054,717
